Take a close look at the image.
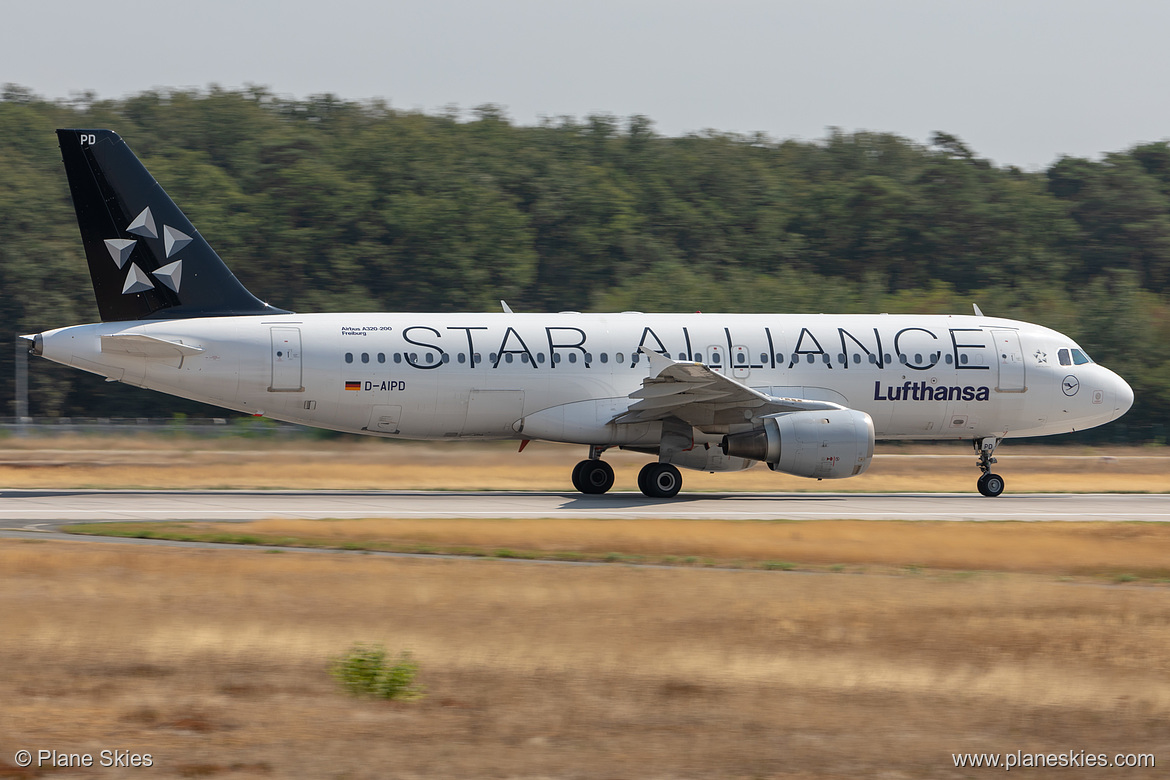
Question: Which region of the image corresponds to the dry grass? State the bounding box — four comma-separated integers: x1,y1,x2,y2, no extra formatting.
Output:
72,517,1170,580
3,539,1170,778
1,434,1167,491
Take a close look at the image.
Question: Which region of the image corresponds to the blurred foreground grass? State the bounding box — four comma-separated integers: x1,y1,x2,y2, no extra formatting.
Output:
3,538,1168,778
65,517,1170,582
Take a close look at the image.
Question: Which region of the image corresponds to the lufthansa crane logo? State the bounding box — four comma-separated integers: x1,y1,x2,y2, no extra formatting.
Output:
1062,375,1080,396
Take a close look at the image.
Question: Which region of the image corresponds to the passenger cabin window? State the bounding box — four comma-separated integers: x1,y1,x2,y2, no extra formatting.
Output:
345,352,353,364
361,353,369,363
600,353,609,364
1058,349,1071,366
377,353,385,363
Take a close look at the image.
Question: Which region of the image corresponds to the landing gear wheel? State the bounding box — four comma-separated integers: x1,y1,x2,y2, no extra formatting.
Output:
571,460,587,492
572,459,614,494
638,463,682,498
977,473,1004,498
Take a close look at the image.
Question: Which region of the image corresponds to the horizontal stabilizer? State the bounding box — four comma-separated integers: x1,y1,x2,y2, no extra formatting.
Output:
101,333,204,359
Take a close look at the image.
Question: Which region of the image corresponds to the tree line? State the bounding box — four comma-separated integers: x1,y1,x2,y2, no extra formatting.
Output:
0,85,1166,441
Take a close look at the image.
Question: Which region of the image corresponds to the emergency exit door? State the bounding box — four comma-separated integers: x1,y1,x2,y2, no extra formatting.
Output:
269,327,303,392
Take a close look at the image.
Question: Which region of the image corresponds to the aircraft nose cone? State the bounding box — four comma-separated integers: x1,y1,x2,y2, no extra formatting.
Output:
1115,373,1134,420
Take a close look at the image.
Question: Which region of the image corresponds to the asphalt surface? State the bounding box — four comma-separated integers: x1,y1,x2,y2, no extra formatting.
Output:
0,490,1167,534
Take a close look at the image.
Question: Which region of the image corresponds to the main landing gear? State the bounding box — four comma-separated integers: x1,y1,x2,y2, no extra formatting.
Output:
974,438,1005,497
570,446,683,498
637,462,682,499
571,458,615,494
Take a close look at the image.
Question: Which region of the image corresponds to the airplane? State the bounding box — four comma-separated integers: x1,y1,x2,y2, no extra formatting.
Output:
24,129,1134,498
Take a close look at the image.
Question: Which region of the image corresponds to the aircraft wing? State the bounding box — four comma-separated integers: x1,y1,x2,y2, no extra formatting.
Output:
612,348,844,427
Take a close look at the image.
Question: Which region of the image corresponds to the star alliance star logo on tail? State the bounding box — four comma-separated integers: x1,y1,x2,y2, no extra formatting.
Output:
104,206,191,296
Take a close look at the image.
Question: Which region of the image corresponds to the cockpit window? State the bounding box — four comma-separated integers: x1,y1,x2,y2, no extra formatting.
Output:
1058,349,1071,366
1071,348,1093,365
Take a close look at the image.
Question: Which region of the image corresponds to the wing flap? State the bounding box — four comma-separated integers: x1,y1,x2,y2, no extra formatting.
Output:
613,348,844,426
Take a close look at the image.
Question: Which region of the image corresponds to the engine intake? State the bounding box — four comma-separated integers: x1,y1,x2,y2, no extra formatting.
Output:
721,409,875,479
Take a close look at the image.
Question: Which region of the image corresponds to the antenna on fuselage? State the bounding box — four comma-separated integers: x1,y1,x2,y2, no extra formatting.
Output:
972,303,984,316
500,300,514,314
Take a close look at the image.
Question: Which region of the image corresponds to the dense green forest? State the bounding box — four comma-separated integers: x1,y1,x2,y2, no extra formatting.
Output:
1,85,1167,441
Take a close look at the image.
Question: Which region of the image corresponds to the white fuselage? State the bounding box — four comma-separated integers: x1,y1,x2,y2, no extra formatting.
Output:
36,312,1132,452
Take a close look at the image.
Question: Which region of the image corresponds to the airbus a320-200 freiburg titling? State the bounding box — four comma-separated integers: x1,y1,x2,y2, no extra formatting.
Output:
26,130,1134,497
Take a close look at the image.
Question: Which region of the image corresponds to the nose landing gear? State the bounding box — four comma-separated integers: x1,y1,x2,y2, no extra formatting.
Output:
974,438,1005,497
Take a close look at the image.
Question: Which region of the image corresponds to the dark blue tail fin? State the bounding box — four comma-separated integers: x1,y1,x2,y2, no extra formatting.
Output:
56,129,288,322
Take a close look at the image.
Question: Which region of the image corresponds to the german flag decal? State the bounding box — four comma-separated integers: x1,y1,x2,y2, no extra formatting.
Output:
344,381,361,391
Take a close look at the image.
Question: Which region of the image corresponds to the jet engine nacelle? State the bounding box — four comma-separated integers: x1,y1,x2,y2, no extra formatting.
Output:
720,409,875,479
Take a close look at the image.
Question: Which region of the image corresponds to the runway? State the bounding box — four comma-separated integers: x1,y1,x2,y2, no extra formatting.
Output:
0,490,1168,535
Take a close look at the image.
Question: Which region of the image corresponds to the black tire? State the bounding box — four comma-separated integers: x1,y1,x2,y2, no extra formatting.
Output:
578,460,615,494
639,463,682,498
977,472,1005,497
637,463,652,495
571,460,588,493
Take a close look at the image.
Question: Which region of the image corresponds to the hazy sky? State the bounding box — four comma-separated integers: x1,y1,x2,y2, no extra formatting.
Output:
4,0,1169,169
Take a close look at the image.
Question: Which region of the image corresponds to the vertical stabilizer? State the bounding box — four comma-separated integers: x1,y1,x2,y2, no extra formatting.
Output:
56,129,287,322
